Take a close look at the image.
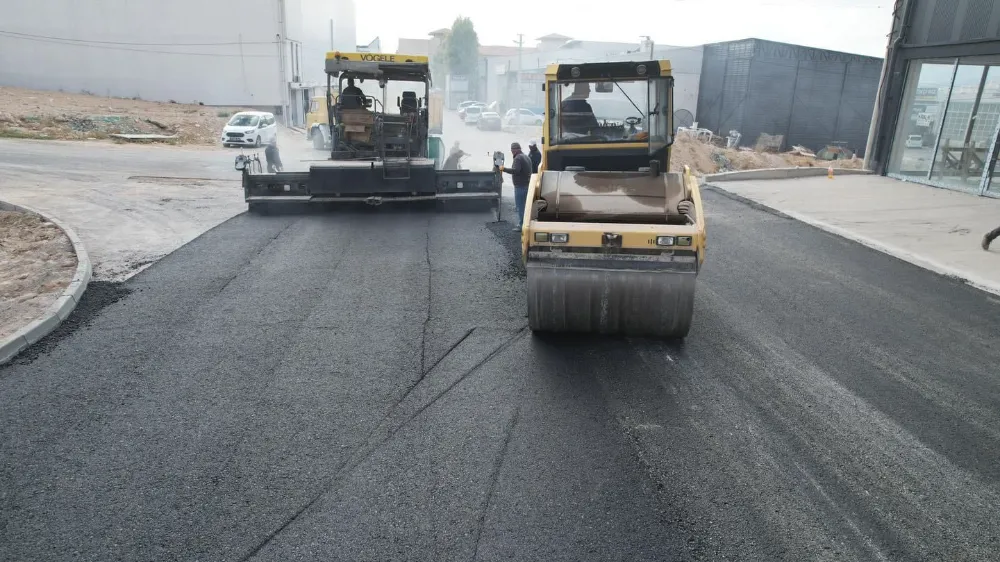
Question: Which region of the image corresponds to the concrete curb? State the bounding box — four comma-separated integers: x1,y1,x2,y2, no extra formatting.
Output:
704,166,873,182
704,184,1000,298
0,201,92,365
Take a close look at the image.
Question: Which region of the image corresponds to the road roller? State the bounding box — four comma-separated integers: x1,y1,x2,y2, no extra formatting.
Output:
521,59,707,339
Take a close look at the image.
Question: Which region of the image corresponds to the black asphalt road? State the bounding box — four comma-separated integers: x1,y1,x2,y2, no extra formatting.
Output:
3,191,1000,561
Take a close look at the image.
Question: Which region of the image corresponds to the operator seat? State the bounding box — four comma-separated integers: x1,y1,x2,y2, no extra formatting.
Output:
400,91,418,114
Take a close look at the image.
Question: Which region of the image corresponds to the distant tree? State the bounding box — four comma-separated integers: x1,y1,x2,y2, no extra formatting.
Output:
444,16,480,97
430,38,449,90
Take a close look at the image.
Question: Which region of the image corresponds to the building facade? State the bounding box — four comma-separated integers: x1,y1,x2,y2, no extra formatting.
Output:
696,39,883,154
867,0,1000,198
479,37,703,120
0,0,357,126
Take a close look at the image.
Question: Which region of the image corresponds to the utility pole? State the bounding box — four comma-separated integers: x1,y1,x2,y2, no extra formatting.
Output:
640,35,654,58
515,33,524,109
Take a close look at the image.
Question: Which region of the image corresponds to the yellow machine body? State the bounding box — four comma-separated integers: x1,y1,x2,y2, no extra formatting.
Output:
522,59,707,338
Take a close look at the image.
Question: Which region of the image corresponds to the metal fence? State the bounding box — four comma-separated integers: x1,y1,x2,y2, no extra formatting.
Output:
695,39,883,153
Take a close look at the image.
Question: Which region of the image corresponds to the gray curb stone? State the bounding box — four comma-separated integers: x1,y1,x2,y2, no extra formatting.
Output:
0,201,92,365
703,166,872,182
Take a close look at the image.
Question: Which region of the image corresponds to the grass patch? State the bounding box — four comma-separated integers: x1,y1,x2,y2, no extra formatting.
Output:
0,128,47,139
216,110,232,118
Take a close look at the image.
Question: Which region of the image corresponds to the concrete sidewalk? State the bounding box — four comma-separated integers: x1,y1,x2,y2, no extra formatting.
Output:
706,174,1000,296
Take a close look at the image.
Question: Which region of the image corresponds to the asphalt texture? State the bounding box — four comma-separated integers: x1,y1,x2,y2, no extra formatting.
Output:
4,151,1000,559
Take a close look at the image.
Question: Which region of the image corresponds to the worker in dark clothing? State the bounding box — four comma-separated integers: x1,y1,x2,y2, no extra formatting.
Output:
341,77,364,109
561,82,600,134
984,226,1000,250
527,139,541,173
500,142,534,230
264,138,283,173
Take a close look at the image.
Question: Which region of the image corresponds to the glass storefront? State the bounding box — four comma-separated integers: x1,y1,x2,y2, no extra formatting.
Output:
887,55,1000,197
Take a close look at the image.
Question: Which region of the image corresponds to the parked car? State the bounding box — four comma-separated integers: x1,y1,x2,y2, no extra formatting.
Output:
464,105,485,125
477,111,502,131
457,101,484,120
905,134,924,149
503,108,544,127
221,111,277,148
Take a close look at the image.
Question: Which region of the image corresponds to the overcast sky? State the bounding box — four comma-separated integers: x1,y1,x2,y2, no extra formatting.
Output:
357,0,895,58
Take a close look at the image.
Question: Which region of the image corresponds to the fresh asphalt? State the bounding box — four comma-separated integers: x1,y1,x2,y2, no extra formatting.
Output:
3,143,1000,560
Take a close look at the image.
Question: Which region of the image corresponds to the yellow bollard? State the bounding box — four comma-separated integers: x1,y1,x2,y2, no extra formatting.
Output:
827,166,834,179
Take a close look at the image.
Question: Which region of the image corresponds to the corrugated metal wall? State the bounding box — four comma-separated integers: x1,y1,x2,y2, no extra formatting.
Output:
908,0,1000,45
695,39,883,153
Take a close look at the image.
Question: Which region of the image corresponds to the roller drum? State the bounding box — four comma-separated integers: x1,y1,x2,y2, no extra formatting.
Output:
526,263,696,338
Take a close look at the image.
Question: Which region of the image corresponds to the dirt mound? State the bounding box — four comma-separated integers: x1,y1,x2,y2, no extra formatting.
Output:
0,86,254,145
0,210,77,341
670,135,864,175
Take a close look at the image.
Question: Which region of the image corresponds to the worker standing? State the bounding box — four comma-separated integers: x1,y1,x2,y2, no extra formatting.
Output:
264,138,283,173
527,140,541,173
501,142,533,231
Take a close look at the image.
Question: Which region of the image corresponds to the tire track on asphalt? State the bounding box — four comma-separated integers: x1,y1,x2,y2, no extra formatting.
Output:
471,405,522,562
202,224,359,509
237,325,529,562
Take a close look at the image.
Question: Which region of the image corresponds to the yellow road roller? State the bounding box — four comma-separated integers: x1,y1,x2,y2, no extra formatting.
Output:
521,59,706,339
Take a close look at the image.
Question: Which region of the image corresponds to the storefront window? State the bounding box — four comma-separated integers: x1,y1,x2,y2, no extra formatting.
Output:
929,64,991,192
887,60,956,178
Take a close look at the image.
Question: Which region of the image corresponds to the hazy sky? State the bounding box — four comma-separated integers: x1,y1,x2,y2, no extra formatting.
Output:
357,0,894,58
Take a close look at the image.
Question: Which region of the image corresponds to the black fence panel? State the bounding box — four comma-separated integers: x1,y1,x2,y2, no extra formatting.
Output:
696,39,883,153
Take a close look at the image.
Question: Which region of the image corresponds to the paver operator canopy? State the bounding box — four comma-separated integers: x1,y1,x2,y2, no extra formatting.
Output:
323,51,432,159
523,59,707,339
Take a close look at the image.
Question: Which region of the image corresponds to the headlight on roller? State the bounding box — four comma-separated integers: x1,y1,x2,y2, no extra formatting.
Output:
656,236,675,246
534,232,548,242
549,233,568,243
676,236,693,246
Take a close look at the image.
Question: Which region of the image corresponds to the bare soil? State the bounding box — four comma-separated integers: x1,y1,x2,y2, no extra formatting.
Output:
0,86,254,145
0,210,77,341
670,135,865,175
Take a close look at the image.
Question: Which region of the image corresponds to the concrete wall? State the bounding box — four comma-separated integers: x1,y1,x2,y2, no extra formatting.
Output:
0,0,356,107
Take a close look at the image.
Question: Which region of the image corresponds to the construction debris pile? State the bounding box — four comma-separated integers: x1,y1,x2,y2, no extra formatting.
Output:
0,86,252,145
672,124,864,175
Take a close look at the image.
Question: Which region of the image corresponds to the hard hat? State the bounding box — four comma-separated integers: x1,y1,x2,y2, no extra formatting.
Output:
528,139,537,146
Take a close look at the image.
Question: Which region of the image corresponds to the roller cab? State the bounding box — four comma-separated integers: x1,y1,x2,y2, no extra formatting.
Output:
523,59,706,339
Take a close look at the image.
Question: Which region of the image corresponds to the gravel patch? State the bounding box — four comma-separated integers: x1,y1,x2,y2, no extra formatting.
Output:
0,210,77,340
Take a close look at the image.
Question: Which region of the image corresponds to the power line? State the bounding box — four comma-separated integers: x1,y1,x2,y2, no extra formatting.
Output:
0,31,277,57
0,29,277,46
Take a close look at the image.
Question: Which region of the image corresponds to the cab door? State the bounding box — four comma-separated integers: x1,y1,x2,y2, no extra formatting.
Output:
647,77,674,156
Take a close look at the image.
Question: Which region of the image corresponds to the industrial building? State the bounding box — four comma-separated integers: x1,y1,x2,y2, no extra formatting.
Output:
867,0,1000,199
0,0,359,126
405,31,880,154
695,39,883,154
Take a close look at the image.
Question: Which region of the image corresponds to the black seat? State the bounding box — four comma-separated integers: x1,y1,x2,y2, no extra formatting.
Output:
400,91,418,113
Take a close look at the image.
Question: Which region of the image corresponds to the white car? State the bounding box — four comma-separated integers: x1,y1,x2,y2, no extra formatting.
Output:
503,108,544,127
464,105,485,125
221,111,278,147
905,134,923,149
